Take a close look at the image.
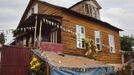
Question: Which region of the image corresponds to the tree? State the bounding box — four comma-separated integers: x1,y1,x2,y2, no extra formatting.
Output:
0,33,6,45
121,35,134,51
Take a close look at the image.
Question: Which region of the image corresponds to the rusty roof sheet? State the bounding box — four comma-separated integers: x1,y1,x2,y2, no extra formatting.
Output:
33,50,112,69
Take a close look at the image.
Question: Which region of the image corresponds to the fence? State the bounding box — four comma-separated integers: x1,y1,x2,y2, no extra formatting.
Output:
0,45,30,75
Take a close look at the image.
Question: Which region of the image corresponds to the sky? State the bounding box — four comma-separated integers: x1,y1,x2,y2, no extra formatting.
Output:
0,0,134,43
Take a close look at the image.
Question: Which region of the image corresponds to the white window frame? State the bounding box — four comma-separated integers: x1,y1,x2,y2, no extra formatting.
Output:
95,31,102,51
108,34,115,53
76,25,85,49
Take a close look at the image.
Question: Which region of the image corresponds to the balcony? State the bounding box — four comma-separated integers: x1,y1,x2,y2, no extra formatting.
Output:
40,42,63,54
14,14,63,51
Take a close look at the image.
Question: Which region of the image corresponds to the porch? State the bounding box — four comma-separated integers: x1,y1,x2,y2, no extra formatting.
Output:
14,14,62,48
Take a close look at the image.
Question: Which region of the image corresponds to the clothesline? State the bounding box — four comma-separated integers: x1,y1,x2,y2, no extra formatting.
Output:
0,26,35,34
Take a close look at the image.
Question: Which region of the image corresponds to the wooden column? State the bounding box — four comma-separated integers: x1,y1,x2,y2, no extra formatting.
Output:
38,19,43,47
34,16,38,47
122,53,124,64
46,63,50,75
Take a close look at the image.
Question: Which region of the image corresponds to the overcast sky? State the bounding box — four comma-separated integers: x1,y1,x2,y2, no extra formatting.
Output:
0,0,134,43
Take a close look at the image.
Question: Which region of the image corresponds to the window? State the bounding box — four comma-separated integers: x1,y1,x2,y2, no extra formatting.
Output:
95,31,102,51
85,4,89,14
76,25,85,48
108,34,115,53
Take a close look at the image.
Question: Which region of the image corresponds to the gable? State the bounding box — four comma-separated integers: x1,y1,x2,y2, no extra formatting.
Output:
26,3,38,19
38,1,63,16
69,0,102,19
69,0,102,9
86,0,101,9
17,0,38,28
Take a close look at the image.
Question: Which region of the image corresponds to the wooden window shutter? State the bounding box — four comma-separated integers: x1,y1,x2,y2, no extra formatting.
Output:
108,34,115,53
76,25,85,48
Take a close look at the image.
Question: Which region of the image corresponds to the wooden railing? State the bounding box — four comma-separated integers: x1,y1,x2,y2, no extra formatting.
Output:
40,42,63,54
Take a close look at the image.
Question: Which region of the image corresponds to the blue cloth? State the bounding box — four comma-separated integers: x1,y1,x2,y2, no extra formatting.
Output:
51,67,114,75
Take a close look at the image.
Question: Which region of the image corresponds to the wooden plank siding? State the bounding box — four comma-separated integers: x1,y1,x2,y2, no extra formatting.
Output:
62,13,122,64
38,2,122,64
38,2,63,17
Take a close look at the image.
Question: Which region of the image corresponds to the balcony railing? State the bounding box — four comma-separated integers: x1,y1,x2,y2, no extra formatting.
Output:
40,42,63,54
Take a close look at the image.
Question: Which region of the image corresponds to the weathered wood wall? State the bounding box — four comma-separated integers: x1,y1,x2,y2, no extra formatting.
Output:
70,1,100,19
38,2,122,64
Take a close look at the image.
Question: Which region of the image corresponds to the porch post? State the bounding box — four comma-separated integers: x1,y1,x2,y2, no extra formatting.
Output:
38,19,42,47
34,16,38,47
122,53,124,64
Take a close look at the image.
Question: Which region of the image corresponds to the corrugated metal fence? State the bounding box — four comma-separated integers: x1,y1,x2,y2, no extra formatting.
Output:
0,45,30,75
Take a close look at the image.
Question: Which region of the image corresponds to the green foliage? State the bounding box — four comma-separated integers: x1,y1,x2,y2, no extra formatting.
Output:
0,33,6,45
121,35,134,51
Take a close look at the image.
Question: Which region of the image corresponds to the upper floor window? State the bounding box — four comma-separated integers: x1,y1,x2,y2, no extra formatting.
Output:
84,4,100,19
85,4,90,14
76,25,85,48
108,34,115,53
95,31,102,51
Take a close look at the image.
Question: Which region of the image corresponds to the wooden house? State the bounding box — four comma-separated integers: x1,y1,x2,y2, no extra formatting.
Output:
14,0,123,71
